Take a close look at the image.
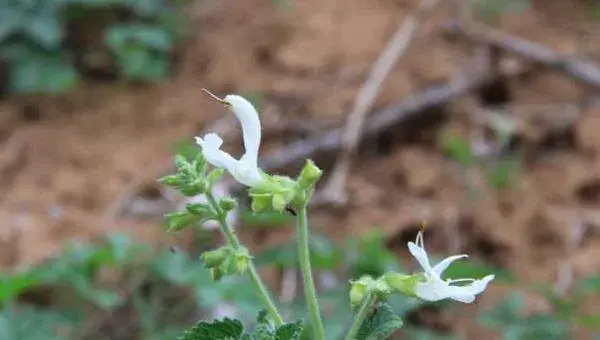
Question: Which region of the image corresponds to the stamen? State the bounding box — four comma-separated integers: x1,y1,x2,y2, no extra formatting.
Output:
201,88,230,105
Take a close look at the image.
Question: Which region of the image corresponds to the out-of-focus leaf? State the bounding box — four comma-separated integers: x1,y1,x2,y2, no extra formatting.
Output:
441,130,474,167
0,305,81,340
242,210,294,228
346,228,402,278
356,303,403,340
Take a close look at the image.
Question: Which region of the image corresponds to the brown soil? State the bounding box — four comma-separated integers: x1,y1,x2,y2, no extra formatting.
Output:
1,0,600,338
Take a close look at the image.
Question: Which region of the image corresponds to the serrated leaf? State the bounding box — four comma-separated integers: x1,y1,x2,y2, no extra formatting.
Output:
356,303,403,340
275,321,303,340
177,318,244,340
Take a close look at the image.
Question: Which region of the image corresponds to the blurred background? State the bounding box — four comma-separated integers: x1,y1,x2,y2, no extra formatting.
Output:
1,0,600,339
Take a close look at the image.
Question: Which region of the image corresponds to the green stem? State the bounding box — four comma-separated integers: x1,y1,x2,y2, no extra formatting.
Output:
344,292,376,340
206,193,284,326
297,205,326,340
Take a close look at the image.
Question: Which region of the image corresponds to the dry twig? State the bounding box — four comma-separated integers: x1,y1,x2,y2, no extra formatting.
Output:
444,22,600,89
317,0,444,206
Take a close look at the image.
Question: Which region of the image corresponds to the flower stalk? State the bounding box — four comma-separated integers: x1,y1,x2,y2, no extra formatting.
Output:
344,291,376,340
297,204,326,340
205,192,284,326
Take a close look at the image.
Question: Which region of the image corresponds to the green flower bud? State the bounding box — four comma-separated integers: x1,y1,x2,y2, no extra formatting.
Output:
219,197,238,212
298,159,323,189
383,272,422,298
233,247,251,273
251,193,272,213
164,211,197,232
158,174,180,187
201,246,231,268
349,276,374,309
180,179,207,196
271,194,287,212
186,203,214,219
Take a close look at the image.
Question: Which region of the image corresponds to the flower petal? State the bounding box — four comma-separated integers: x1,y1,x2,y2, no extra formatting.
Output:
432,254,469,276
408,242,434,273
467,275,495,295
224,95,262,164
196,133,238,171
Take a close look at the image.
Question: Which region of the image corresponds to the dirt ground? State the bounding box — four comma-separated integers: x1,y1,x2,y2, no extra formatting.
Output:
1,0,600,338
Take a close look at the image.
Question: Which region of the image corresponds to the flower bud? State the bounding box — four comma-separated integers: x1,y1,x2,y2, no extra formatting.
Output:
219,197,238,212
164,211,197,232
349,276,374,309
250,194,271,213
158,174,180,187
298,159,323,189
383,272,421,298
201,246,231,268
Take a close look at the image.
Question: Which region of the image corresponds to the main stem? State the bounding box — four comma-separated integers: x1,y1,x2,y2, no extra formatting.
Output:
206,194,284,326
344,292,375,340
297,205,326,340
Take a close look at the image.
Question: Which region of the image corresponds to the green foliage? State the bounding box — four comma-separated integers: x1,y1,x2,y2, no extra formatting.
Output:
177,311,303,340
0,305,81,340
256,233,342,270
104,23,173,80
469,0,531,23
441,130,522,192
0,0,187,95
356,303,403,340
442,130,475,167
480,293,570,340
345,228,402,278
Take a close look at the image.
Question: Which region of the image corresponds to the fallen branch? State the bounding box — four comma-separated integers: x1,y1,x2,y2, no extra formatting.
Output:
444,22,600,89
259,72,492,174
319,0,444,206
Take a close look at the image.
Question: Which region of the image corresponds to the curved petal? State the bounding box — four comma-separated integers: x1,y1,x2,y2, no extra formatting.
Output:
432,254,469,276
224,95,261,165
196,133,238,171
229,157,263,187
467,275,495,295
408,242,434,273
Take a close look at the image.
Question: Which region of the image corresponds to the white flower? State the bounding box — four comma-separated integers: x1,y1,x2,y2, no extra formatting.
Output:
408,231,495,303
196,91,264,187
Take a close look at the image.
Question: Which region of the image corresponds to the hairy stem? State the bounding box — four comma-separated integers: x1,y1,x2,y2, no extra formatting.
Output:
206,193,284,326
344,292,376,340
297,205,326,340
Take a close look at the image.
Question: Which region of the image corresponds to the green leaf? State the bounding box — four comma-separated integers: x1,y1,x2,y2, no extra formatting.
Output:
5,44,78,94
274,322,303,340
485,157,521,190
25,17,62,49
441,130,474,167
346,228,402,278
105,24,173,51
356,303,403,340
177,318,244,340
0,305,81,340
